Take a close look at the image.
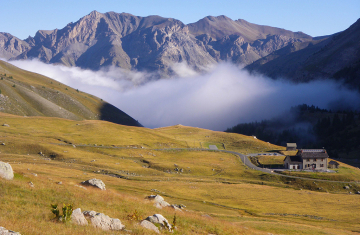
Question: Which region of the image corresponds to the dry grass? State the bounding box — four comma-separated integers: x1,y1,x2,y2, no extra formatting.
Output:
0,113,359,234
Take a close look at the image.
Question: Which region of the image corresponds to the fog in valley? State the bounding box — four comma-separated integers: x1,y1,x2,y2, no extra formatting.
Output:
9,59,360,131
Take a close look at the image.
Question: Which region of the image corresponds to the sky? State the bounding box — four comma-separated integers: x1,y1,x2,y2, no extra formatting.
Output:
1,0,359,39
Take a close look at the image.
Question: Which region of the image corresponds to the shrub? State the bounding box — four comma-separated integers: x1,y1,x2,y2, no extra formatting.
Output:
51,204,73,223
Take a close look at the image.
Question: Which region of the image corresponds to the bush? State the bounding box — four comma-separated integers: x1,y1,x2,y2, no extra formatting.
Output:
51,204,73,223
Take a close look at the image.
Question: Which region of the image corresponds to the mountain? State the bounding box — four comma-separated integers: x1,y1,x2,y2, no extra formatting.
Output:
1,11,312,74
246,18,360,88
0,60,141,126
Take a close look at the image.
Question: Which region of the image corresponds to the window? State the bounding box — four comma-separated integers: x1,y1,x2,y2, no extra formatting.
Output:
306,159,309,162
314,158,317,161
321,158,324,161
320,164,324,167
293,166,295,169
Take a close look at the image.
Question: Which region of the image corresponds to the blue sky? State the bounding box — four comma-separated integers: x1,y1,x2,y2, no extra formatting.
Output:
1,0,359,39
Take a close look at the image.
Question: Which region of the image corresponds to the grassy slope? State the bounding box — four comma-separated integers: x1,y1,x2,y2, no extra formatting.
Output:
0,60,140,126
0,113,359,234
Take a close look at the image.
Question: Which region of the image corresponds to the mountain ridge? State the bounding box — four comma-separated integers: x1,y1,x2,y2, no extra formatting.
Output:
1,11,313,74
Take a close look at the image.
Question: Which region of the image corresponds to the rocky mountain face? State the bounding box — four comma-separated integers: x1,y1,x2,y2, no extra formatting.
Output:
246,19,360,88
1,11,312,75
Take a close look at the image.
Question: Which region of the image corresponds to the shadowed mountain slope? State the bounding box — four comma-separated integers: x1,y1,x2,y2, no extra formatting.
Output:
246,18,360,88
0,60,141,126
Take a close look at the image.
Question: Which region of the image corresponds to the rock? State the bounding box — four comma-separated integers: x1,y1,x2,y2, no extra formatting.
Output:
2,124,10,127
81,178,106,190
71,208,88,226
0,227,21,235
57,181,62,185
145,195,170,208
170,205,182,212
0,161,14,180
140,220,160,234
145,214,171,231
344,186,350,190
356,191,360,195
1,143,5,145
83,210,97,218
88,212,125,231
28,182,34,187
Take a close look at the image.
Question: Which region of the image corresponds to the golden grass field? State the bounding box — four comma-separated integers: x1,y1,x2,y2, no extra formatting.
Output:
0,113,360,234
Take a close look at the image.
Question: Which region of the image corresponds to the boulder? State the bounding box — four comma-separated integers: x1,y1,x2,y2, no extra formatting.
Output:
0,161,14,180
71,208,88,226
81,178,106,190
140,220,160,234
0,227,21,235
145,214,171,231
90,213,125,231
146,195,170,209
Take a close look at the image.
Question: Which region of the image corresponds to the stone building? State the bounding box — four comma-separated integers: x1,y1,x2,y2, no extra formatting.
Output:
284,149,329,171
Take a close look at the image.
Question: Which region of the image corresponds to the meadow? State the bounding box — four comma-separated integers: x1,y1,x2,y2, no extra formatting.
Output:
0,113,359,234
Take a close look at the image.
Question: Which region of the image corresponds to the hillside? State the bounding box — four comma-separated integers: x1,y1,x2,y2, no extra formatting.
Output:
0,113,360,234
1,11,312,74
0,60,141,126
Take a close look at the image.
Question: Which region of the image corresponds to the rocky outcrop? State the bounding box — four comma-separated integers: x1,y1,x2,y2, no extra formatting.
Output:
140,220,160,234
0,227,21,235
0,161,14,180
145,195,170,208
83,210,125,231
71,208,88,226
145,214,171,231
80,178,106,190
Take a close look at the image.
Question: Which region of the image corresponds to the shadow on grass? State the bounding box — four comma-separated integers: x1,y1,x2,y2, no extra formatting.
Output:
100,102,142,127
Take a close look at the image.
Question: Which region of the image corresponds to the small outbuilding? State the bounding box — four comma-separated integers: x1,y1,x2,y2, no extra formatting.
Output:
284,155,303,170
328,160,340,169
286,143,297,151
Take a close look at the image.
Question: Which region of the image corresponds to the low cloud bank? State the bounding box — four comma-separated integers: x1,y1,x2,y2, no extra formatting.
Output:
8,59,360,131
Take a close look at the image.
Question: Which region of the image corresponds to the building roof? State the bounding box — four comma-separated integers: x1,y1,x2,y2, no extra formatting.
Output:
287,143,297,147
285,155,303,163
297,149,329,159
329,160,340,165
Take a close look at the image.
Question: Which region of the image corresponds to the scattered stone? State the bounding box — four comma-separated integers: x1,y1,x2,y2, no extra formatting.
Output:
2,124,10,127
145,195,170,208
1,143,5,145
356,191,360,195
170,205,182,212
0,227,21,235
71,208,88,226
140,220,160,233
145,214,171,231
75,184,87,190
81,178,106,190
0,161,14,180
344,186,350,190
85,211,125,231
28,182,34,187
31,173,38,177
57,181,62,185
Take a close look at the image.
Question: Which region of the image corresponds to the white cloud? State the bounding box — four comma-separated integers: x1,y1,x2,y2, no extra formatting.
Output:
7,59,360,130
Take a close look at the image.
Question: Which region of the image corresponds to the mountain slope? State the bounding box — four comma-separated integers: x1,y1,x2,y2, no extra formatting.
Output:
246,18,360,88
0,60,141,126
1,11,312,74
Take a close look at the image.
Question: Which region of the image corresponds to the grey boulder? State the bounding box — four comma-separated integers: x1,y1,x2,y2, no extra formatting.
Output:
71,208,88,226
140,220,160,234
83,211,125,231
0,161,14,180
0,227,21,235
81,178,106,190
145,214,171,231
